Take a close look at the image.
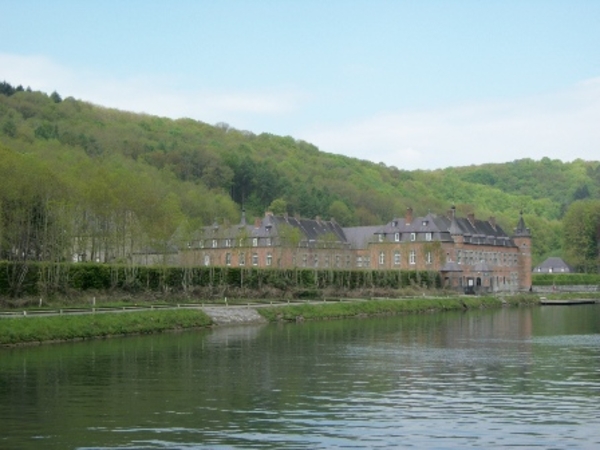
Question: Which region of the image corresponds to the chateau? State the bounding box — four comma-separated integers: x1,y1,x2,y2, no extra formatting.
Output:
180,207,532,293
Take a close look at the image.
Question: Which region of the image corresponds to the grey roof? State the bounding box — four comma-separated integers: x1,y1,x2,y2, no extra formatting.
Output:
533,257,574,273
376,212,515,246
514,211,531,237
342,226,380,249
194,209,524,250
198,213,348,247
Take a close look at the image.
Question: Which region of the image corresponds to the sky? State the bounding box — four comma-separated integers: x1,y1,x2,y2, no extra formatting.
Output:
1,0,600,170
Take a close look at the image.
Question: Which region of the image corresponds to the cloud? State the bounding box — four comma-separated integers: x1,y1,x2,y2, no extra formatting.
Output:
0,53,305,126
301,78,600,170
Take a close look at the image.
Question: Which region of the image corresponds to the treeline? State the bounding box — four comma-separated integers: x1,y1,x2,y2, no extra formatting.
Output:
0,261,441,302
1,81,600,269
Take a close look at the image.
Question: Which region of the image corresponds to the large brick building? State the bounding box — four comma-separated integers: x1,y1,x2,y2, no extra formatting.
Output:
180,207,532,293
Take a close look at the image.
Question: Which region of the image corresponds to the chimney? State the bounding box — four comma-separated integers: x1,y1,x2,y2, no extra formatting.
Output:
405,207,413,224
315,215,321,224
265,211,273,217
489,216,496,230
467,213,475,225
447,205,456,219
254,217,261,228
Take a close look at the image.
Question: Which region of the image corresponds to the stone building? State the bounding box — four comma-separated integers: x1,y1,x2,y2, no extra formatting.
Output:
180,207,532,293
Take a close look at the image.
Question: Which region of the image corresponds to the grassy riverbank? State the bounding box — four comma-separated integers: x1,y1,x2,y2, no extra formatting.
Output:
257,295,541,322
0,295,544,346
0,309,212,346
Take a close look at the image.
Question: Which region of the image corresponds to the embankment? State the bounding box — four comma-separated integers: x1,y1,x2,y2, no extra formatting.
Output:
257,295,540,323
1,295,540,347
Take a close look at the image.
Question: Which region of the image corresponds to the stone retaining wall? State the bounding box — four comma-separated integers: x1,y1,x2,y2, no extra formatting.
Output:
533,285,599,294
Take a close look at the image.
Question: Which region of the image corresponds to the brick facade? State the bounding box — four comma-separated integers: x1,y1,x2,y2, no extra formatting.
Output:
179,208,532,293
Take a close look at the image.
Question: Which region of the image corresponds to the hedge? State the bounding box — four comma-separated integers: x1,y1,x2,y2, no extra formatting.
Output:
532,273,600,286
0,261,441,298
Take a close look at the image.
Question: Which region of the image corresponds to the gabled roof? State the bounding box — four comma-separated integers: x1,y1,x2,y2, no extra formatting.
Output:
343,226,380,249
197,213,348,246
376,211,515,246
533,257,574,273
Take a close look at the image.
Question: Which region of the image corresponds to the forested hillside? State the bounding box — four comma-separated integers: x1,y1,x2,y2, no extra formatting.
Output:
1,81,599,268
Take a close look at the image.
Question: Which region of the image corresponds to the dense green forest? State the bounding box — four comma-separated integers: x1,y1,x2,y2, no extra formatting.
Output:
1,81,599,273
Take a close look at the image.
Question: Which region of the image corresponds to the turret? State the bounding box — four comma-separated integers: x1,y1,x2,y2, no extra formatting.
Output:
513,211,532,291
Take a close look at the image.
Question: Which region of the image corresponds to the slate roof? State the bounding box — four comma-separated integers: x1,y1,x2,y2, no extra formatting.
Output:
533,257,574,273
374,211,515,247
197,212,349,247
195,209,523,250
343,226,380,249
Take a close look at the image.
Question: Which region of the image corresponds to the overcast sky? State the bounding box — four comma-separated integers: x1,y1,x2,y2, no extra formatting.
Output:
2,1,599,170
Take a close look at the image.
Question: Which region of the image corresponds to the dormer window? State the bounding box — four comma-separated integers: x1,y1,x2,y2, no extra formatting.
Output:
422,220,428,226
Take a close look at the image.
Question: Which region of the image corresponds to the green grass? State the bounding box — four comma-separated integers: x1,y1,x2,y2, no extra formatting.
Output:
0,309,213,346
256,296,534,322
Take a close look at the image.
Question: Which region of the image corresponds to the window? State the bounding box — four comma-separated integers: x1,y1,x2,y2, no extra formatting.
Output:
225,239,231,248
239,238,244,247
239,252,245,266
336,255,340,267
426,251,432,264
410,233,416,241
266,253,272,266
425,232,432,241
212,239,218,248
379,251,385,265
356,256,363,268
252,238,258,247
325,256,330,267
314,255,319,267
394,232,400,242
302,254,308,267
204,254,210,266
252,253,258,266
409,250,416,265
378,234,384,242
225,253,231,266
266,237,272,246
394,251,401,265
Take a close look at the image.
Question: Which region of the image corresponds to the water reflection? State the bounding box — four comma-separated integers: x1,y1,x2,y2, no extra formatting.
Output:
1,305,599,449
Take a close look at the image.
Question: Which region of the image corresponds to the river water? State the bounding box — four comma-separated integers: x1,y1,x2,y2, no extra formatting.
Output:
1,304,599,449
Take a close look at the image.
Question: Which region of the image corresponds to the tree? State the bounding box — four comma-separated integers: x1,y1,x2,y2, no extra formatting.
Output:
328,200,353,226
562,200,600,272
50,91,62,103
268,198,288,215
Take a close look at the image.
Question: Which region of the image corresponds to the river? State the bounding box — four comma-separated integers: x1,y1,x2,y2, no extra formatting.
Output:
1,304,599,449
